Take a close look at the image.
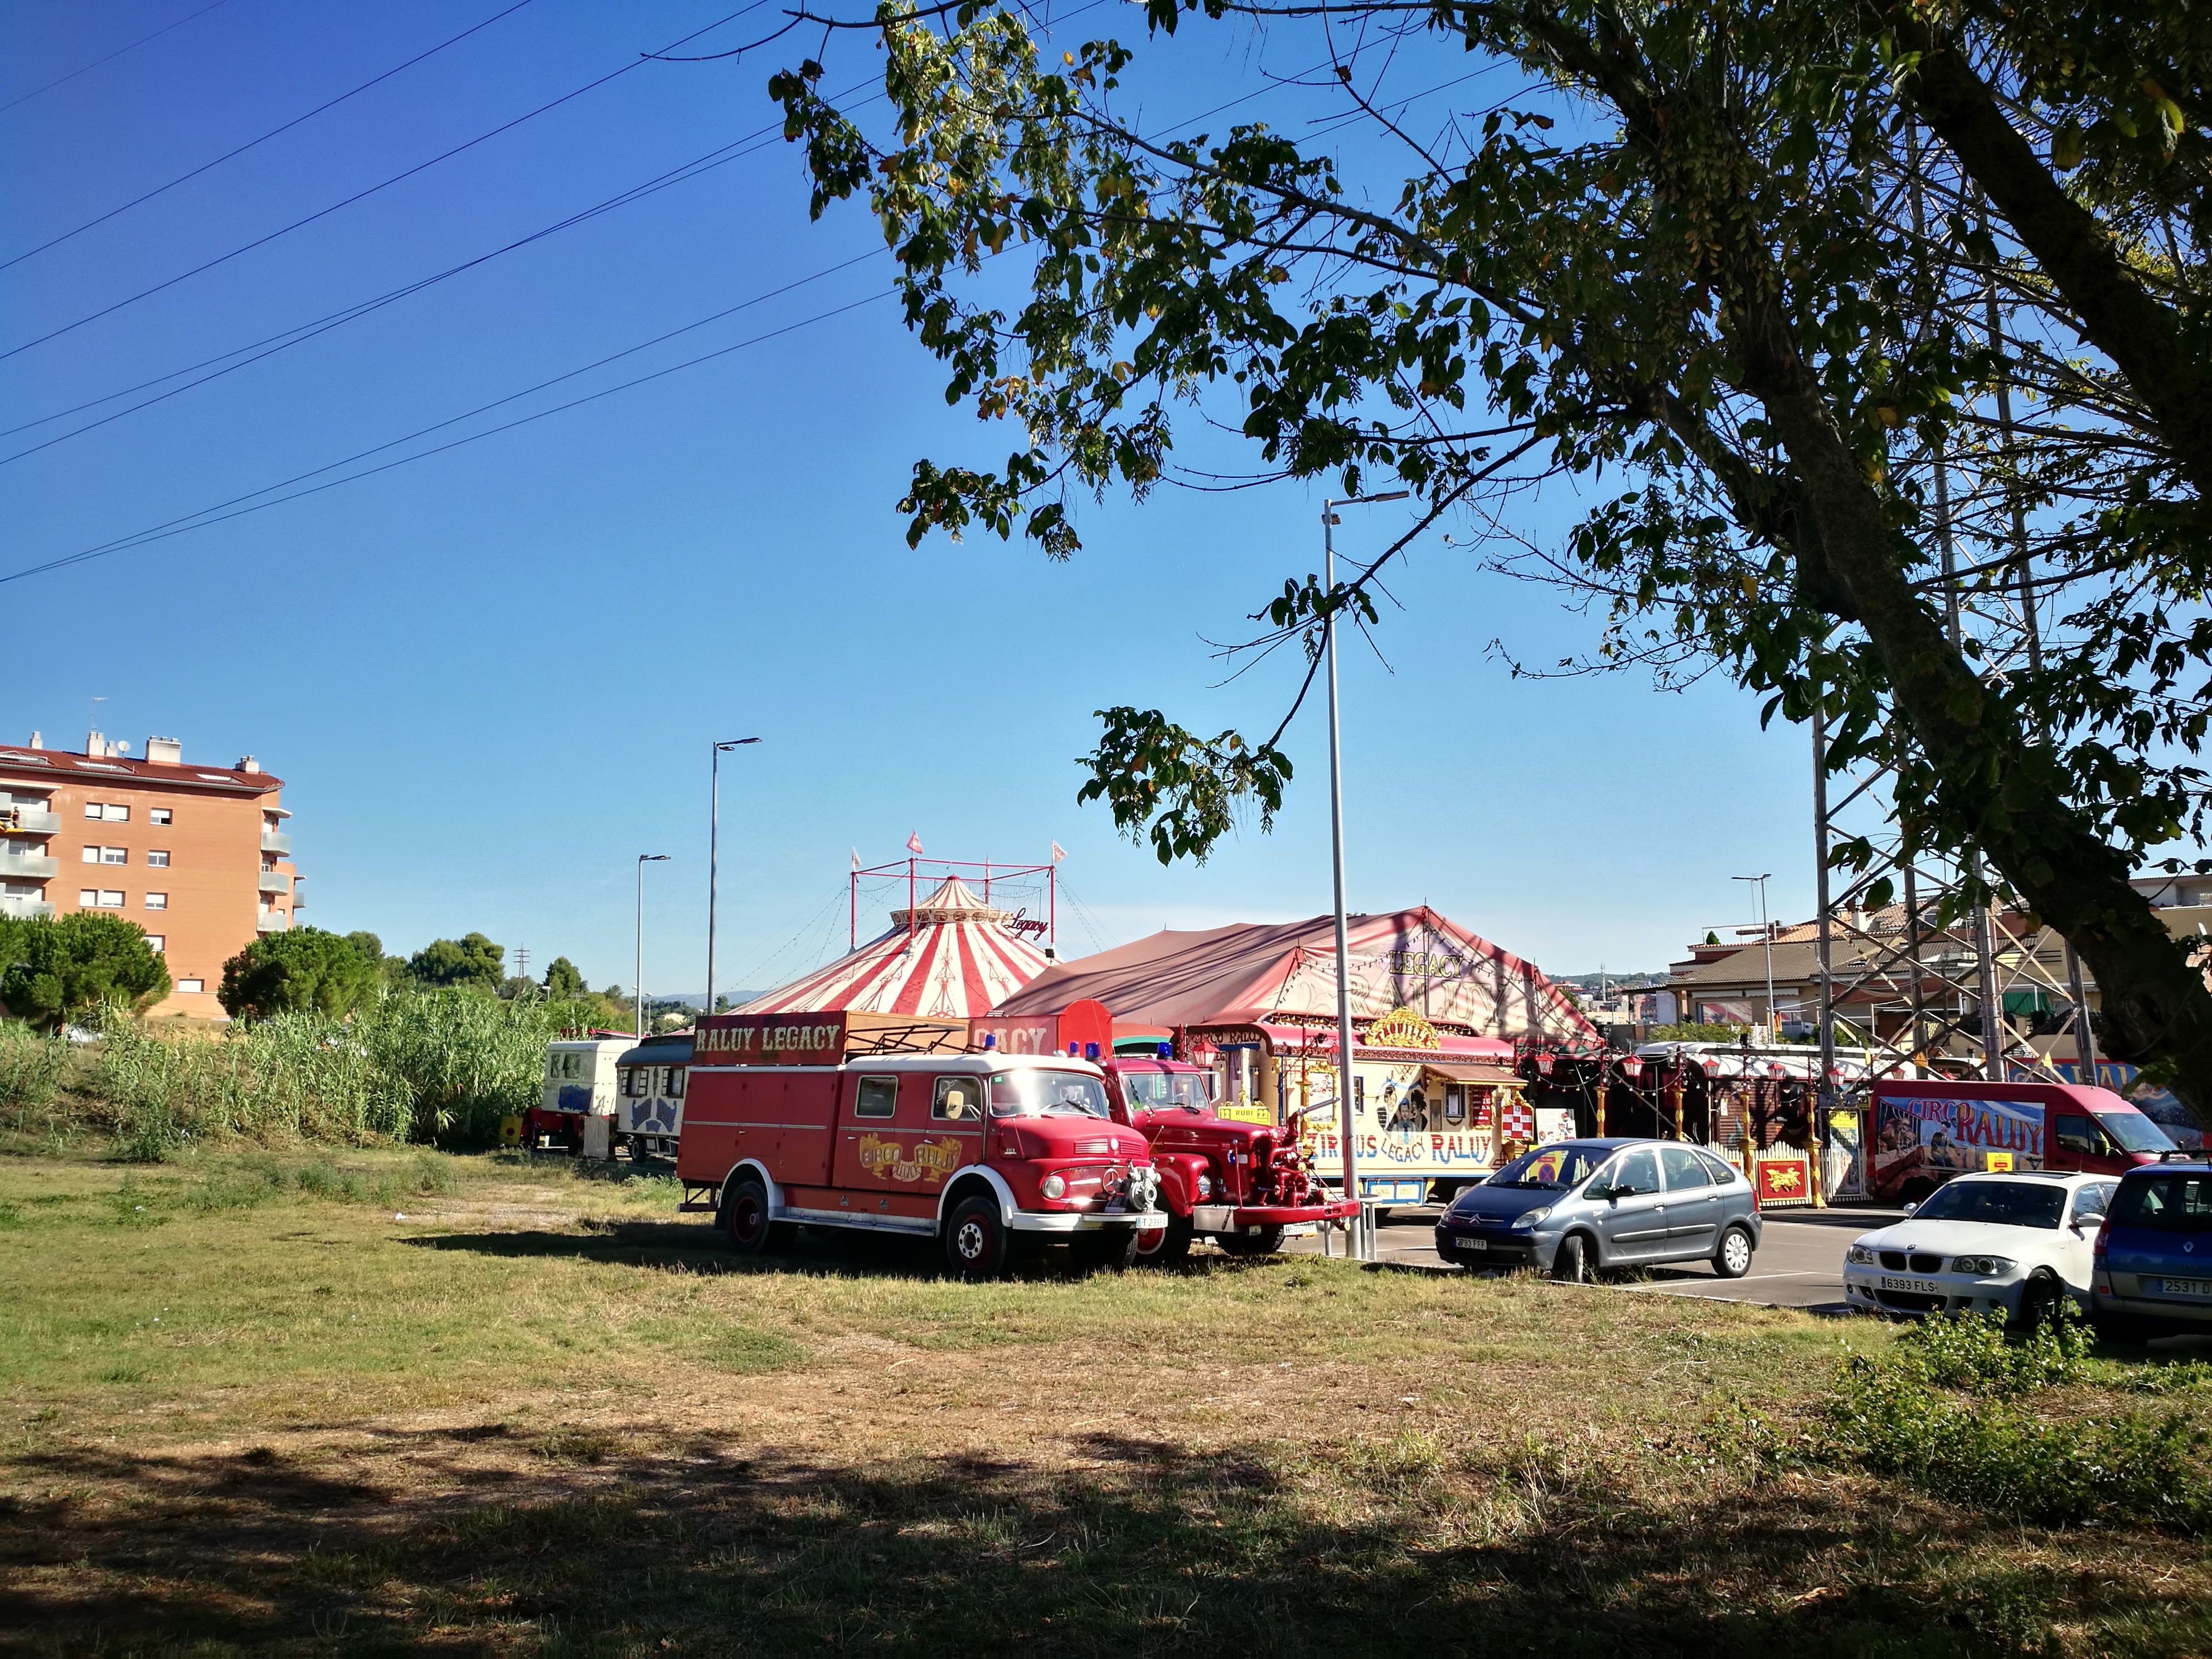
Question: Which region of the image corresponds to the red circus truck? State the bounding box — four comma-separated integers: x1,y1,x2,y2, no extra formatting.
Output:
1867,1077,2176,1204
676,1010,1163,1279
973,1001,1359,1264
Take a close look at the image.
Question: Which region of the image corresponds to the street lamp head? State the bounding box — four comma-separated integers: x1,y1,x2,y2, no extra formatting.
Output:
715,737,763,750
640,853,670,863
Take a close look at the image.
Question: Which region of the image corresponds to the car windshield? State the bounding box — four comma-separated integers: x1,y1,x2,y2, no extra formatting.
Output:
2094,1108,2176,1154
989,1069,1111,1119
1487,1144,1609,1190
1910,1180,2067,1229
1119,1069,1211,1113
2109,1171,2212,1229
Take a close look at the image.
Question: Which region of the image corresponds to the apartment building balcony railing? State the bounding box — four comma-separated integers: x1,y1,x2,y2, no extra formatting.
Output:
257,870,290,895
260,831,291,856
256,909,288,932
0,808,60,836
0,853,57,881
0,896,55,921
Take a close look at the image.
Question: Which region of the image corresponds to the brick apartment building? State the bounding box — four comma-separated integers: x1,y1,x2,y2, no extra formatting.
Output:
0,731,298,1018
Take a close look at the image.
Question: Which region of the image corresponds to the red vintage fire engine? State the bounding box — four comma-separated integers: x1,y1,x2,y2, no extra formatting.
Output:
675,1010,1163,1279
973,1001,1360,1264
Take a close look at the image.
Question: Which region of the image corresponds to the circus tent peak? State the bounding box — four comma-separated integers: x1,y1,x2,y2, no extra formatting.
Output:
738,874,1051,1019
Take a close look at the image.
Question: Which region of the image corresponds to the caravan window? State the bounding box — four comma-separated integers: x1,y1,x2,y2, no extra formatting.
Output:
666,1066,685,1099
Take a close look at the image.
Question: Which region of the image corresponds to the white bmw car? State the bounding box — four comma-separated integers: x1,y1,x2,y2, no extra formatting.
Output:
1842,1171,2118,1326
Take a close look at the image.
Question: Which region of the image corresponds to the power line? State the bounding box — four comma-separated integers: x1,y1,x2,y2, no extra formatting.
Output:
1,274,894,587
2,0,543,273
0,1,232,117
0,0,772,365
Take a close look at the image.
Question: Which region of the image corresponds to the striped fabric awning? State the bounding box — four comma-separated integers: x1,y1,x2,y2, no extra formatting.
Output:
739,877,1051,1020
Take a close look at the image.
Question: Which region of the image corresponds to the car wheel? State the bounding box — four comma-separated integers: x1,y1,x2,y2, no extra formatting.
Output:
1551,1233,1593,1283
1217,1224,1286,1258
2017,1272,2064,1331
1711,1224,1755,1280
1134,1212,1194,1267
720,1176,776,1255
944,1195,1011,1281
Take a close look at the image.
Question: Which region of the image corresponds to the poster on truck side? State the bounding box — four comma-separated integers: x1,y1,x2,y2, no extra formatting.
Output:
1870,1092,2043,1191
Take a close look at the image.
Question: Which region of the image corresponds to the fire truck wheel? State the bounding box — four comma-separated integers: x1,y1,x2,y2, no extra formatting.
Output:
1071,1228,1139,1273
1216,1224,1284,1258
1134,1212,1194,1267
944,1195,1010,1281
721,1177,777,1255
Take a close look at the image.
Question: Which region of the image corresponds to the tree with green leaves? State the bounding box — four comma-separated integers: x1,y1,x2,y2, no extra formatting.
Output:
344,932,386,974
219,927,379,1022
764,0,2212,1114
0,913,170,1030
407,933,506,993
543,956,586,998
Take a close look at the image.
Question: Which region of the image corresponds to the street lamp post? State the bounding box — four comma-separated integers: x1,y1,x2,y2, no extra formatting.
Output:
1323,488,1406,1262
636,853,669,1041
1733,873,1776,1037
707,738,761,1017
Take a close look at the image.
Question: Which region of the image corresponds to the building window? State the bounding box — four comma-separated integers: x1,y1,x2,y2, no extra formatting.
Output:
103,804,128,823
84,802,102,819
101,890,123,908
151,808,172,826
145,935,164,953
145,893,167,910
100,846,126,865
147,850,169,867
177,978,203,995
80,890,125,909
79,889,97,905
81,846,99,864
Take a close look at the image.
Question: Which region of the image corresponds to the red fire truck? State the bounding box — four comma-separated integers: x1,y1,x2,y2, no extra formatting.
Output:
973,1001,1359,1264
675,1010,1163,1279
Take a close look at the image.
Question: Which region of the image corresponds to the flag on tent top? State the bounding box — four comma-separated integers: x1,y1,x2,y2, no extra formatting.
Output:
850,848,861,871
906,832,924,854
1050,841,1067,862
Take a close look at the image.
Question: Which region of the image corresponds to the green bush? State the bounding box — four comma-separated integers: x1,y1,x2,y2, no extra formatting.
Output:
0,1020,71,1137
218,926,379,1021
0,913,169,1031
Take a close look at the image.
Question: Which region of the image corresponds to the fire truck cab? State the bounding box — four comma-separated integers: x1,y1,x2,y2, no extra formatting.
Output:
676,1011,1164,1279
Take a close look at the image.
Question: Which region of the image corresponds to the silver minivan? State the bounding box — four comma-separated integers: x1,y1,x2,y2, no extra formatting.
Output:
1433,1137,1764,1280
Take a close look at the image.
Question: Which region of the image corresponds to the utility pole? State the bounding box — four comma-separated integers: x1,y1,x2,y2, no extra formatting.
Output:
636,853,668,1040
1322,488,1405,1262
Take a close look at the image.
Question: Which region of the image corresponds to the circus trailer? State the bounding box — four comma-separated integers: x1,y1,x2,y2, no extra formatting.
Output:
675,1010,1163,1278
1865,1078,2174,1204
521,1035,633,1153
613,1031,693,1160
988,906,1599,1209
973,1001,1359,1261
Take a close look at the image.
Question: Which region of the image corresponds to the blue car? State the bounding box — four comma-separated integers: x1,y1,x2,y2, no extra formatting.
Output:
1434,1137,1763,1281
2092,1153,2212,1340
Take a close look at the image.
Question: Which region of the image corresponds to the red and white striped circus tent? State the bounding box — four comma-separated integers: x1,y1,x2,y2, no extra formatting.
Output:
738,876,1052,1019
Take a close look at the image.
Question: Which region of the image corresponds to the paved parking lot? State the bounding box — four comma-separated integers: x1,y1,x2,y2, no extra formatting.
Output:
1285,1203,1905,1312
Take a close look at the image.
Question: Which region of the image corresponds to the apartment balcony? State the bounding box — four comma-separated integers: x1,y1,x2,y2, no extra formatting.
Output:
0,896,54,921
257,870,290,895
0,808,59,836
256,909,289,932
260,831,291,856
0,852,57,881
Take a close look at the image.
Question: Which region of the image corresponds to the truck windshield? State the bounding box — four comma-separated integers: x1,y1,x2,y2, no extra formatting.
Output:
1912,1179,2067,1229
1119,1070,1211,1113
989,1070,1112,1119
2094,1108,2175,1154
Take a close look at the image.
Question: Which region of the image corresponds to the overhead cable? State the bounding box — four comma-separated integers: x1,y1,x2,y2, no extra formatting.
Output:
2,0,543,273
0,1,231,117
0,0,772,364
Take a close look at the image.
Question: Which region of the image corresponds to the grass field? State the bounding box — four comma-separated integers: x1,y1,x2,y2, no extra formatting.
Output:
3,1146,2211,1656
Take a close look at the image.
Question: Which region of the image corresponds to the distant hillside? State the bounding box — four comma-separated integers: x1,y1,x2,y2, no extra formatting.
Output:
1553,972,1668,991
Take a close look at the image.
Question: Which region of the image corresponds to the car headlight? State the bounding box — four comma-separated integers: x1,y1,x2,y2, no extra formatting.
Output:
1847,1244,1876,1265
1040,1173,1068,1200
1510,1207,1553,1230
1954,1255,2016,1277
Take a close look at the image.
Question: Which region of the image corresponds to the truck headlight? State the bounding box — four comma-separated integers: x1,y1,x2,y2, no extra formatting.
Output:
1040,1173,1068,1200
1847,1245,1875,1265
1194,1173,1214,1200
1510,1207,1552,1230
1954,1255,2016,1276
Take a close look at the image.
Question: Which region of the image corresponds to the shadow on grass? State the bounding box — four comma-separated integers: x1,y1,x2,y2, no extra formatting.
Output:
3,1422,2201,1655
402,1220,1296,1286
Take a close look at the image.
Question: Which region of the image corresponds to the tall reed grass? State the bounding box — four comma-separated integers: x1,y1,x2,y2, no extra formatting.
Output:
0,990,606,1158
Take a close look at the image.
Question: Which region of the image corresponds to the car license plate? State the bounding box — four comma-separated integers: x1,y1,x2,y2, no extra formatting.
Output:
2156,1278,2212,1298
1453,1238,1487,1253
1880,1275,1943,1295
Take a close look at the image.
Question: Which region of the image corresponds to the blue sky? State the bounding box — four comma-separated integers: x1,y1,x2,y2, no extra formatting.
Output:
1,0,1816,996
